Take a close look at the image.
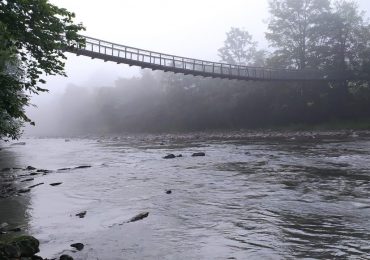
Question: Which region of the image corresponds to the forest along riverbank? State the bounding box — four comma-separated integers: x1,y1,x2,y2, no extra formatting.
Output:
0,130,370,259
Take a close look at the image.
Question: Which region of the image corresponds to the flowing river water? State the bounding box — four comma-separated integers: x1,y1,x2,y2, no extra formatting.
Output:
0,132,370,259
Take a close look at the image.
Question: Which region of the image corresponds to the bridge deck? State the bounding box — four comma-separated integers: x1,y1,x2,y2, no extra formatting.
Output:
68,36,333,81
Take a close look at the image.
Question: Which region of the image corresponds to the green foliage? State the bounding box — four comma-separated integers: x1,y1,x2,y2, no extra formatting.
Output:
0,0,85,140
218,27,266,66
266,0,331,69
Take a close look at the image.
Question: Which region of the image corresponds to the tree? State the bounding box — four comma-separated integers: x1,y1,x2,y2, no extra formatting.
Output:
218,27,265,66
266,0,331,69
327,0,369,73
0,0,85,139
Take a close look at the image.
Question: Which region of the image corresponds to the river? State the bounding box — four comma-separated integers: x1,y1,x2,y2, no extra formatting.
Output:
0,131,370,259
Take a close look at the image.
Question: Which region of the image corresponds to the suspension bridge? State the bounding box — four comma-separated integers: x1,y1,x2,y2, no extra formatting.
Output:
67,36,360,82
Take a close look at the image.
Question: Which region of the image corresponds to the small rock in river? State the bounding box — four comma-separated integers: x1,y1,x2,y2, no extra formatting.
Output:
50,182,62,187
75,211,87,218
26,166,36,171
58,168,71,171
28,183,44,189
29,172,39,176
192,152,205,157
74,165,91,169
18,188,31,194
60,255,74,260
70,243,84,251
7,227,21,232
11,142,26,146
165,190,172,194
127,212,149,223
21,178,34,182
36,169,52,174
163,154,176,159
176,154,183,157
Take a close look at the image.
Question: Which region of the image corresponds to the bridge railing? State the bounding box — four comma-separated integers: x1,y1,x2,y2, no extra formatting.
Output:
72,36,326,81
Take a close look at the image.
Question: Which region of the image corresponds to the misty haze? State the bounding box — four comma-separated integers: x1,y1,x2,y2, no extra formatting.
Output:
1,0,370,259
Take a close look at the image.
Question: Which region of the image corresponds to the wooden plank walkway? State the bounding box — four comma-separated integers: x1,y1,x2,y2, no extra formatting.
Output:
67,36,346,81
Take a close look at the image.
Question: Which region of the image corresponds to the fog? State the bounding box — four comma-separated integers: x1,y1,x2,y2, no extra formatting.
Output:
25,0,370,136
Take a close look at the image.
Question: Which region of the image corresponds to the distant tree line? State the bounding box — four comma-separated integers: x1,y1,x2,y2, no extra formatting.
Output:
43,0,370,135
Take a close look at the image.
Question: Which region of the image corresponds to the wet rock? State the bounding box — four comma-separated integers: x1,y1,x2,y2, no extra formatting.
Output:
0,223,9,230
60,254,74,260
36,169,52,174
74,165,91,169
58,168,71,171
0,242,21,259
28,183,44,189
176,154,183,157
163,154,176,159
127,212,149,223
8,227,21,232
75,211,87,218
21,178,34,182
70,243,84,251
11,235,40,257
165,190,172,194
29,172,39,176
18,188,31,194
26,166,36,171
50,182,62,187
11,142,26,146
32,255,44,260
192,152,205,157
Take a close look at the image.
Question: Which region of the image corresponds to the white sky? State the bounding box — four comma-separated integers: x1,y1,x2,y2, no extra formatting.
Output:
39,0,370,96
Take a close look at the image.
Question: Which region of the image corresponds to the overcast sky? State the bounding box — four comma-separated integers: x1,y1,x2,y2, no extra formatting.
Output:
38,0,370,96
